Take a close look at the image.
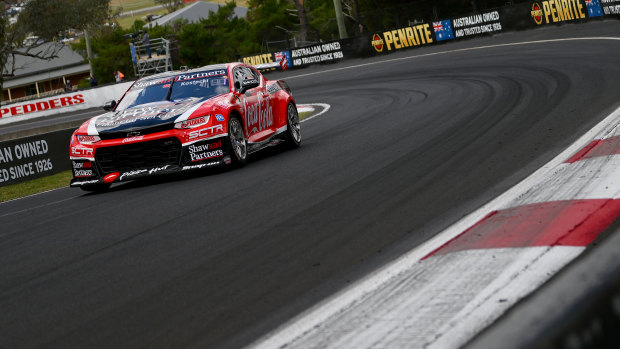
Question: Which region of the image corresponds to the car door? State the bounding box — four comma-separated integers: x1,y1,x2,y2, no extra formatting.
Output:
233,66,275,143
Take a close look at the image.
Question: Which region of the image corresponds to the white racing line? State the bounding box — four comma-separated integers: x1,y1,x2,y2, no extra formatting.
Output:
248,36,620,349
297,103,330,122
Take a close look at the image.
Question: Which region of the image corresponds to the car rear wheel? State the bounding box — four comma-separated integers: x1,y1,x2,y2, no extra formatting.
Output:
227,115,247,166
285,102,301,148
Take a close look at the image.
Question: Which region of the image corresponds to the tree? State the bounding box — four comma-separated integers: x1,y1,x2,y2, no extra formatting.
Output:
155,0,185,14
291,0,310,43
1,0,111,106
71,25,136,85
177,2,257,66
247,0,297,50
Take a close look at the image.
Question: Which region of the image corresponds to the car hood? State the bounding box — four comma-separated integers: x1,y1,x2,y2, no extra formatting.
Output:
91,98,204,134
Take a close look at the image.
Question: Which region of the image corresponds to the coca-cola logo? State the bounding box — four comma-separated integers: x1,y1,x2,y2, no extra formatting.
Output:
244,92,273,135
122,135,144,143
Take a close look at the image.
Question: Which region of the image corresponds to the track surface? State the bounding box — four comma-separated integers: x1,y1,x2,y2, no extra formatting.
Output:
2,21,620,349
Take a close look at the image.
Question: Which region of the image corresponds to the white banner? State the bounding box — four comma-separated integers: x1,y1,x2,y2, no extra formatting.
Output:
0,82,133,125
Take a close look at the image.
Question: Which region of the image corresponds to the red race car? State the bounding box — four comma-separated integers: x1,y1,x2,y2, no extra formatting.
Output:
69,63,301,191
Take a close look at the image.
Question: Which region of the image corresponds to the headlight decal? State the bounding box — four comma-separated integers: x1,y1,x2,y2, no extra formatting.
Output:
175,115,210,129
77,135,101,144
174,103,204,123
86,117,100,136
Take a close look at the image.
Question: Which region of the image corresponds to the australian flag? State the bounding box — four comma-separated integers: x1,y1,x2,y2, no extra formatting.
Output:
433,20,454,42
584,0,603,17
275,51,291,71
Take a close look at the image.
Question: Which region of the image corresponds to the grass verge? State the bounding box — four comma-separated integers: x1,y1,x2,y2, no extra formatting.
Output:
299,111,312,120
112,0,251,29
117,8,168,29
0,171,73,203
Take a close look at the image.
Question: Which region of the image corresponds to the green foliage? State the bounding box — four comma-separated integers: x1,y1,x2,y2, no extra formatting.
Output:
72,0,517,79
72,26,135,84
177,2,258,67
304,0,338,40
247,0,296,42
19,0,110,40
177,21,215,67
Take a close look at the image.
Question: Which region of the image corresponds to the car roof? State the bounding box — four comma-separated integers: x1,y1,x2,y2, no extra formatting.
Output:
137,63,240,82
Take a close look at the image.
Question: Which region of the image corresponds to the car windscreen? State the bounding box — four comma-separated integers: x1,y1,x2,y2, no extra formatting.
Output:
115,69,229,110
170,70,229,101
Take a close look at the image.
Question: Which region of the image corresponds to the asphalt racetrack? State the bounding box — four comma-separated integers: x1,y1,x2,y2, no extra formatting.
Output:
2,21,620,349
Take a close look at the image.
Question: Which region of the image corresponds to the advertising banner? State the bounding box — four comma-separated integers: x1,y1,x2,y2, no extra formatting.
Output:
0,129,73,187
1,94,86,119
528,0,617,26
529,0,589,25
371,23,435,53
243,50,292,71
600,0,620,15
0,82,132,124
370,10,505,54
451,11,503,38
290,41,345,67
243,41,346,70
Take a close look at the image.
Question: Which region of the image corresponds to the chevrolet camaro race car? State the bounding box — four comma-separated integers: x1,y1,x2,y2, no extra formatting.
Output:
69,62,301,191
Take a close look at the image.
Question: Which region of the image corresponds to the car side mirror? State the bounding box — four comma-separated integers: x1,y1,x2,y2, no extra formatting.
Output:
103,100,117,111
239,79,260,94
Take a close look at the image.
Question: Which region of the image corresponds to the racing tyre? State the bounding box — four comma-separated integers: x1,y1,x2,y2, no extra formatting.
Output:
227,115,247,166
285,102,301,148
80,183,111,192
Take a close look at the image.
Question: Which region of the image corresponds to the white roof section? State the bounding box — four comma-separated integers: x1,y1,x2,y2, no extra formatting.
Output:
5,63,91,89
144,1,248,29
3,43,90,89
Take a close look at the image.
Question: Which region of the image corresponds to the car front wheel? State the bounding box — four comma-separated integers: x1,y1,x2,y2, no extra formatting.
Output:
285,102,301,148
227,115,247,166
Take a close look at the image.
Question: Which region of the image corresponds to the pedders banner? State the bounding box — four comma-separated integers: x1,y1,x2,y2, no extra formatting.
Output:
0,81,132,123
1,94,85,119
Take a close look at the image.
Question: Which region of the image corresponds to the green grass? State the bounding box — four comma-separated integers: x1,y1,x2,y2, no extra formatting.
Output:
111,0,249,13
0,171,73,203
111,0,157,12
113,0,250,29
117,8,168,29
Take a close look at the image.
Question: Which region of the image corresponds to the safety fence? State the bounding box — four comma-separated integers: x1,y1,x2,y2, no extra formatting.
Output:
242,0,620,71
